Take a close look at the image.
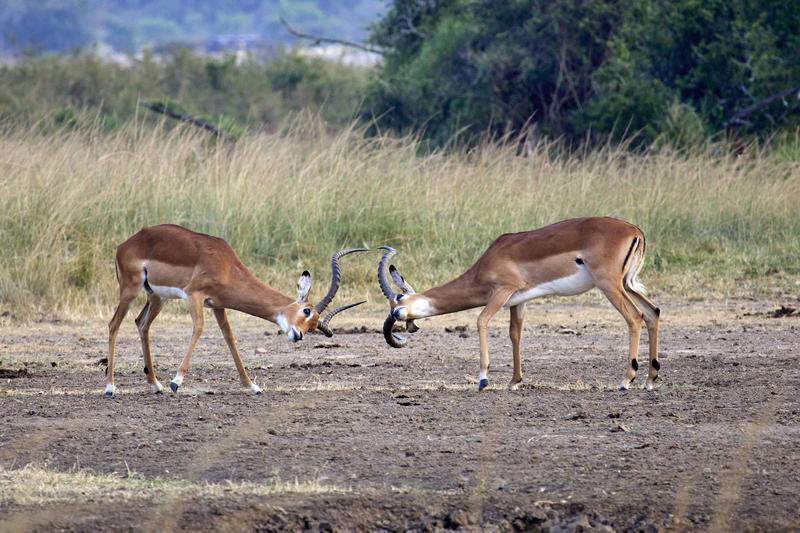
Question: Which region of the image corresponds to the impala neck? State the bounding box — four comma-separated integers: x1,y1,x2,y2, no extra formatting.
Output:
418,270,490,316
221,273,294,323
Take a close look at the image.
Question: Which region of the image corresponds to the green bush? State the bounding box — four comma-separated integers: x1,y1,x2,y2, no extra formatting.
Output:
367,0,800,148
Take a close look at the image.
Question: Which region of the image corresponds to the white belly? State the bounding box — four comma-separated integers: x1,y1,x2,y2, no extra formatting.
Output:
149,284,188,300
504,265,594,307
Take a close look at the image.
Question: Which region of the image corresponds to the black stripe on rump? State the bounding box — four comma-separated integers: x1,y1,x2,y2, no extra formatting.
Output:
621,237,638,274
143,267,154,295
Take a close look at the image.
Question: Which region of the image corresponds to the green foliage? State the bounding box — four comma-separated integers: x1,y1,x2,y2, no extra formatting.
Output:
53,107,79,129
368,0,800,147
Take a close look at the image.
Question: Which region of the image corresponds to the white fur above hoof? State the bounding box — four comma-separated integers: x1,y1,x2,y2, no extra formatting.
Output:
151,382,164,393
508,381,521,391
249,383,263,395
103,384,116,397
643,380,656,391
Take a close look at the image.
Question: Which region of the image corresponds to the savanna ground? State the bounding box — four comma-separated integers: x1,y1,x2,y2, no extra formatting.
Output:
1,296,798,532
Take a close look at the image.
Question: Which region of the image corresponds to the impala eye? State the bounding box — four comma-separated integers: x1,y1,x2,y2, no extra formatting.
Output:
303,308,312,317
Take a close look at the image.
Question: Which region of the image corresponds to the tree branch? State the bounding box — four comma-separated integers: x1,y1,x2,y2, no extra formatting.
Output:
280,18,384,56
725,83,800,128
142,101,233,143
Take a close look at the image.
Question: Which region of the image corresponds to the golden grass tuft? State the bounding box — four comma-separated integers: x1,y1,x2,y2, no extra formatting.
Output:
0,464,349,507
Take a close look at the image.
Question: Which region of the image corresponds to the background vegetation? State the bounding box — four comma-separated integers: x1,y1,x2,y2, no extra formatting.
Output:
0,1,798,319
1,118,797,319
366,0,800,147
0,52,370,133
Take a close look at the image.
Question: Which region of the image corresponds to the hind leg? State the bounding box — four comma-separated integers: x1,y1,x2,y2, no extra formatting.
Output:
508,304,525,390
626,290,660,390
170,292,205,393
596,282,644,391
135,295,165,393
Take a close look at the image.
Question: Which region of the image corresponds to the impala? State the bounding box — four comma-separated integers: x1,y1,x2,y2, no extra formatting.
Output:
377,217,661,391
105,224,366,397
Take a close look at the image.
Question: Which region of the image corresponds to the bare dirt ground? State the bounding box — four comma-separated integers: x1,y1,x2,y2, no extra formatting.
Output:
0,298,798,532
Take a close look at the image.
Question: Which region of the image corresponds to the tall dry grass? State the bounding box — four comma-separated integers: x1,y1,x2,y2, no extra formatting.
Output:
0,118,798,319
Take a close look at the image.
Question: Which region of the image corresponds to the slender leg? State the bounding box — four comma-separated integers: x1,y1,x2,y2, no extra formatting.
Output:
626,290,661,390
596,282,644,391
170,293,205,393
105,287,139,397
477,287,518,391
213,308,261,395
135,295,165,393
508,304,525,390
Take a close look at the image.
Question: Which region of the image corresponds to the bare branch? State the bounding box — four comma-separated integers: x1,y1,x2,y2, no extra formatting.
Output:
280,18,384,56
725,83,800,128
142,101,235,143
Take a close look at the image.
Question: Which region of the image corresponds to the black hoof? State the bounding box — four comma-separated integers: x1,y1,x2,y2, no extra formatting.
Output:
255,389,263,395
103,391,113,398
478,378,489,391
170,381,179,393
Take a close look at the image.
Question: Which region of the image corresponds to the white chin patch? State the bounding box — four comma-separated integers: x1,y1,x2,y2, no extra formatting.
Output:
505,264,594,307
276,314,290,334
148,284,188,300
409,298,435,318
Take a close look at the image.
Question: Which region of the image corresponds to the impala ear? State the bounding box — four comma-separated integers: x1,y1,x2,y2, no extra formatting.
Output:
296,270,312,302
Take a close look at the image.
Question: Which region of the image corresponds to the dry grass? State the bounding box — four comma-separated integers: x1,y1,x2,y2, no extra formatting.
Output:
0,464,349,507
1,119,798,319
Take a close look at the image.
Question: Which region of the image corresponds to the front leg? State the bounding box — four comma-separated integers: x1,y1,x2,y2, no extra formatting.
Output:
477,287,519,391
213,308,261,395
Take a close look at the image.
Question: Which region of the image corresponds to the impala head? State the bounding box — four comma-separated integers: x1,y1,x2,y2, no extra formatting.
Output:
377,246,424,348
278,248,368,342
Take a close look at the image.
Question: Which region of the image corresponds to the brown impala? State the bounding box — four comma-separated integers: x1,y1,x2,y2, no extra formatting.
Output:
105,224,366,397
378,217,661,392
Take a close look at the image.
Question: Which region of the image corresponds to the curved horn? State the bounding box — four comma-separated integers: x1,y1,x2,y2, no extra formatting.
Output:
377,246,400,301
314,247,369,314
316,300,366,337
383,313,408,348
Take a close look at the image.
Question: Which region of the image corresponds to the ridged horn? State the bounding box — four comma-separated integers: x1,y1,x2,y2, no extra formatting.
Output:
314,247,369,314
316,301,366,337
377,246,400,301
